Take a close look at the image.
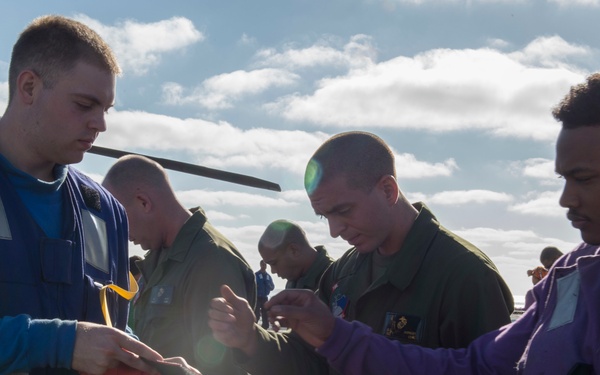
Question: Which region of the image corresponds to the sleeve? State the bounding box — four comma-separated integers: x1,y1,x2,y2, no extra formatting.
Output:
268,275,275,291
235,326,330,375
0,315,77,375
114,204,131,331
183,249,255,373
318,312,536,375
437,253,514,347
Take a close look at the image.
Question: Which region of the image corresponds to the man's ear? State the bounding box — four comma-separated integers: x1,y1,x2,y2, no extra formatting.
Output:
378,175,399,205
16,70,41,105
135,192,153,213
288,243,299,257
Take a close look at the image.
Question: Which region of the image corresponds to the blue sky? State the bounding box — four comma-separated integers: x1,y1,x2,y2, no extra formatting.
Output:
2,0,599,299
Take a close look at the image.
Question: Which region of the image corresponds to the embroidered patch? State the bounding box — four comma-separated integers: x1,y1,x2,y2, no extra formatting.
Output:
383,312,422,343
330,283,349,318
150,285,174,305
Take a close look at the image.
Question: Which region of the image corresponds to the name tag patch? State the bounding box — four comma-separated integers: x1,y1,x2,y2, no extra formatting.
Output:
150,285,174,305
383,312,422,343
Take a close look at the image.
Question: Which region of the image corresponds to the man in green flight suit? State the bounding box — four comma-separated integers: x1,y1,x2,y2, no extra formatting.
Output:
258,219,334,292
208,131,513,375
104,154,255,375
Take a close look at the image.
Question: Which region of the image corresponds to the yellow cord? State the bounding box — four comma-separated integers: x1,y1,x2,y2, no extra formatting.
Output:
100,272,139,327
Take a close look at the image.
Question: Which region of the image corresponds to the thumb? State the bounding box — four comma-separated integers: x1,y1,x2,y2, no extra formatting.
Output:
220,284,246,308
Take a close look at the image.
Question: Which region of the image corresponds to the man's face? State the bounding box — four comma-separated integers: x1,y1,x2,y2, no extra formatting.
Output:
308,173,392,253
260,246,299,281
556,126,600,245
29,61,115,167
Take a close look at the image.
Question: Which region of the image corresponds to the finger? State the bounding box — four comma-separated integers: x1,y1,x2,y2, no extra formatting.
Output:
220,284,244,307
209,297,235,314
118,336,163,361
112,349,158,375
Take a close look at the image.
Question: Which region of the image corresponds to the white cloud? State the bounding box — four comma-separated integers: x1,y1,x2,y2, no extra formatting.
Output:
204,210,240,221
255,34,376,70
238,33,257,46
509,190,566,217
548,0,599,6
511,158,562,186
265,36,588,141
98,109,463,179
162,68,299,109
510,36,591,69
424,189,514,205
99,109,328,175
377,0,593,5
0,81,7,112
176,190,298,209
396,153,458,178
75,15,204,75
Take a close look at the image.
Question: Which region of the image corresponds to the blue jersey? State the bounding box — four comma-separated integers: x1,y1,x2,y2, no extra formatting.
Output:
0,165,130,375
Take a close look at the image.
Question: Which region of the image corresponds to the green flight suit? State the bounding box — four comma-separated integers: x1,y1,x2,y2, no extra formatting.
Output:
285,246,334,292
237,203,513,375
132,207,256,375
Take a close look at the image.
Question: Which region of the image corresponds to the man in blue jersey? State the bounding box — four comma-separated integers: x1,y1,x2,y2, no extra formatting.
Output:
0,15,163,374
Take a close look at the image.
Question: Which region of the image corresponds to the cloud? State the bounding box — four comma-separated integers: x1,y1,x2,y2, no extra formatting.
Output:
0,81,7,112
396,153,458,178
421,189,514,205
265,36,588,141
238,33,257,46
99,109,458,179
75,15,204,75
255,34,377,70
509,190,566,217
100,109,326,175
376,0,596,5
548,0,599,6
162,68,299,109
510,36,591,69
176,190,298,209
511,158,562,186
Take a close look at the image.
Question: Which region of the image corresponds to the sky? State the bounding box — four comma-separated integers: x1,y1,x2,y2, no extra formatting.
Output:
2,0,600,301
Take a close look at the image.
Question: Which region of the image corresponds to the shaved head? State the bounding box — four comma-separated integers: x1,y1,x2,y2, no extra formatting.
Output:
304,131,396,196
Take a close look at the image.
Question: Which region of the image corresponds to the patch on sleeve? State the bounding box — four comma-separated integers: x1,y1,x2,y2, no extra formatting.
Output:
383,312,422,343
151,285,174,305
330,283,349,319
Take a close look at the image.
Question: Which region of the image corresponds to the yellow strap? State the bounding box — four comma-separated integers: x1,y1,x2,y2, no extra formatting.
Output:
100,272,139,327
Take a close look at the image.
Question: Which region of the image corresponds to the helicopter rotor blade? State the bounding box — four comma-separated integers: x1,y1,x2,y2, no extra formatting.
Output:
88,145,282,192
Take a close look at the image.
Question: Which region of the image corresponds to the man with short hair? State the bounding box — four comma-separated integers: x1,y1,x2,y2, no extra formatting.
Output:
258,219,334,292
262,73,600,374
209,132,514,374
0,15,161,374
103,154,255,375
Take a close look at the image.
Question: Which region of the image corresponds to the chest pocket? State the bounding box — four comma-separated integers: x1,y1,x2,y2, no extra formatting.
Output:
138,287,177,337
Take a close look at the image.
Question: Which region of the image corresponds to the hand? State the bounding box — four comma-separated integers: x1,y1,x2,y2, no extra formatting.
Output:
208,285,258,356
264,289,335,348
527,266,548,285
72,321,163,375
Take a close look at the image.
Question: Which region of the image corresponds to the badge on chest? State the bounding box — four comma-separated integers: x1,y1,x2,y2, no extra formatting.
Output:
383,312,422,343
150,285,174,305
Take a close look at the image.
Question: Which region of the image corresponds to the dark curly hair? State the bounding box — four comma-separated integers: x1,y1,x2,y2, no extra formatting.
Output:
552,73,600,129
